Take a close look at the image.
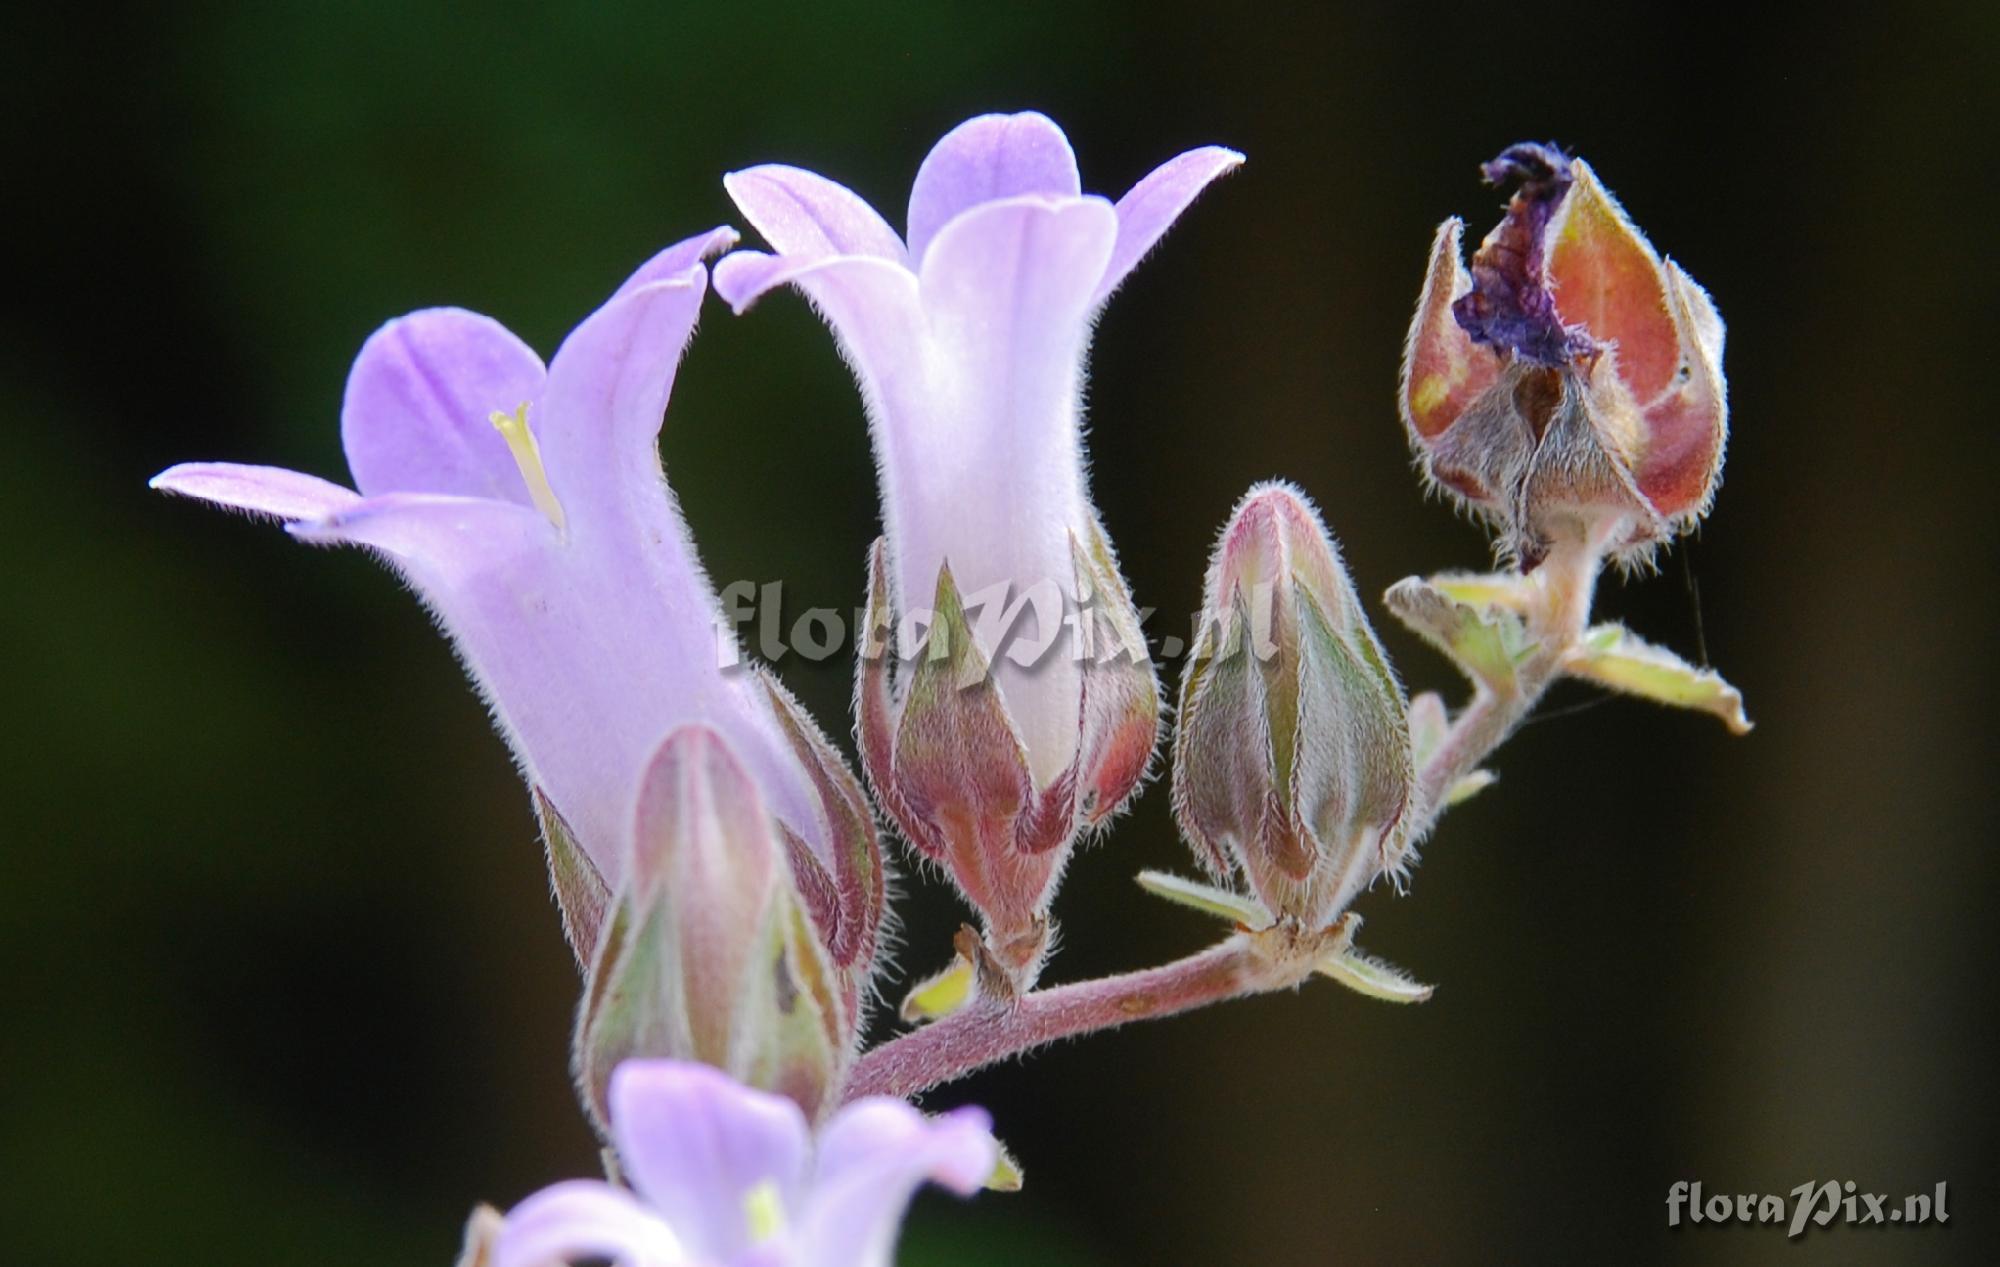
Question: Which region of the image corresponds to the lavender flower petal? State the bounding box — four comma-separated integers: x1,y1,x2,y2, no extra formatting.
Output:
609,1062,812,1262
150,463,361,521
796,1100,995,1267
1095,145,1245,304
724,167,907,261
537,269,706,537
341,309,548,504
710,252,923,359
901,194,1117,783
284,490,554,565
485,1063,992,1267
904,111,1081,265
608,226,744,300
494,1180,687,1267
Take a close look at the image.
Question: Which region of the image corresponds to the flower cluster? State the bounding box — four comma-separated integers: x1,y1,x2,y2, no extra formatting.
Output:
155,122,1745,1264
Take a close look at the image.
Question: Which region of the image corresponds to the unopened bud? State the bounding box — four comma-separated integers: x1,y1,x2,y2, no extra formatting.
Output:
1171,484,1414,930
574,726,850,1124
1401,142,1727,567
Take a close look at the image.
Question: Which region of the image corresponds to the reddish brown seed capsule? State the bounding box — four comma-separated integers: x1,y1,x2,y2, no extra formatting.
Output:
1401,144,1727,567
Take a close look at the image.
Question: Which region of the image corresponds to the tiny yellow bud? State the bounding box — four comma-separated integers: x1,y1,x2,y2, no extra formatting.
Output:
743,1180,786,1244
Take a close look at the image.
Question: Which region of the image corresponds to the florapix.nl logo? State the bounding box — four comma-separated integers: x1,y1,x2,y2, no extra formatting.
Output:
1668,1181,1949,1239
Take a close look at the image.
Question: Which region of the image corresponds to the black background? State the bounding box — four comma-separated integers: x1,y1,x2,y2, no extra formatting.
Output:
5,3,1994,1264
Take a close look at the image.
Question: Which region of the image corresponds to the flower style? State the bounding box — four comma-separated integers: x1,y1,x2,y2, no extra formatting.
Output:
712,111,1241,980
150,228,882,1012
1401,142,1727,567
479,1060,994,1267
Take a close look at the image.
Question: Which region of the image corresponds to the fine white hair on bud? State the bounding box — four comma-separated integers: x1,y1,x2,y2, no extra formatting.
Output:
573,725,851,1128
1171,482,1415,931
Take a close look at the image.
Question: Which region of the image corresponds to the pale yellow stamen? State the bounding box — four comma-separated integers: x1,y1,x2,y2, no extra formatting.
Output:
489,402,566,531
743,1180,786,1244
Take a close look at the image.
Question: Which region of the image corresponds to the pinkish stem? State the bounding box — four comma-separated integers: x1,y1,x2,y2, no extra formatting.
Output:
1410,533,1607,838
844,938,1265,1102
849,535,1617,1104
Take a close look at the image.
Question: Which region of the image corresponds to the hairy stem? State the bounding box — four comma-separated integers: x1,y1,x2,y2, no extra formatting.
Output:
1414,683,1524,818
845,936,1286,1102
851,534,1614,1103
1411,533,1606,837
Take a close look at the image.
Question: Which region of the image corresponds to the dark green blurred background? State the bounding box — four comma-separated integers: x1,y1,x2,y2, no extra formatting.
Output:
6,2,1995,1264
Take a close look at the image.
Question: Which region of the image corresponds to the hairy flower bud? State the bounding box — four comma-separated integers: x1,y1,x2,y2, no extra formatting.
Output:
1171,484,1415,930
574,725,856,1124
857,530,1154,985
1401,143,1727,566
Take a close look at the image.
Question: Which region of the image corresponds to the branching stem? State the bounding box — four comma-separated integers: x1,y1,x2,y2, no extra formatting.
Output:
844,919,1348,1103
850,534,1613,1103
1410,531,1608,838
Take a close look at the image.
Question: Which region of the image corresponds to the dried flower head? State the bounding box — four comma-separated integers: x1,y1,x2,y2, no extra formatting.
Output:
1401,143,1727,567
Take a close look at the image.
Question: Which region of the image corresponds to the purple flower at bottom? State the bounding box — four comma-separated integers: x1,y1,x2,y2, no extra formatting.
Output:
489,1061,994,1267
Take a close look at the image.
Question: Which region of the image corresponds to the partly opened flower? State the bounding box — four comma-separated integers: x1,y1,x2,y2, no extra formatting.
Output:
480,1060,994,1267
1400,142,1727,567
713,111,1241,980
1172,484,1414,932
150,229,883,1055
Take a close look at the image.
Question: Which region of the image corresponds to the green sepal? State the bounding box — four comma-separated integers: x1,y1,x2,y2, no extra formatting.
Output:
1384,575,1538,691
536,789,610,972
1444,769,1497,805
758,669,883,972
1564,624,1752,734
1294,581,1413,870
573,897,684,1133
1428,570,1530,612
892,563,1032,821
1135,870,1269,926
1169,589,1269,881
986,1138,1025,1192
1068,521,1160,826
741,894,846,1121
1314,945,1435,1003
